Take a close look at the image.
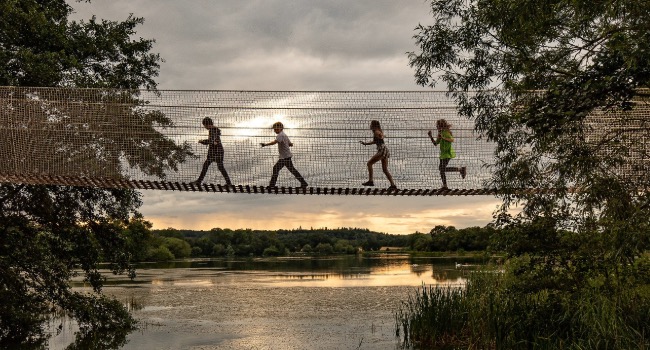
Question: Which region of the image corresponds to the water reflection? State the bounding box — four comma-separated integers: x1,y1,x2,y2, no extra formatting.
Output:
85,254,481,289
53,255,487,350
260,260,468,287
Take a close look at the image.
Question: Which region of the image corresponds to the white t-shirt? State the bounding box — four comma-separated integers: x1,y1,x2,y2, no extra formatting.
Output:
276,131,292,159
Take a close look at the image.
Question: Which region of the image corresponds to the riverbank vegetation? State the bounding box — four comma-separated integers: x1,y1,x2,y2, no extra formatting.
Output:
140,225,498,260
397,0,650,348
5,0,650,348
397,251,650,349
0,1,193,347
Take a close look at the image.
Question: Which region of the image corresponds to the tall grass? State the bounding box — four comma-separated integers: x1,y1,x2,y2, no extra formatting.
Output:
395,272,650,349
395,284,469,349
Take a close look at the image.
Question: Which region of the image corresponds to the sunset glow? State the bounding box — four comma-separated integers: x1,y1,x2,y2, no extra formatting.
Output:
231,114,297,139
141,191,500,234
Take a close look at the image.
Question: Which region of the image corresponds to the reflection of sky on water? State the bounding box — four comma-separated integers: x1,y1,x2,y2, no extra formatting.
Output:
92,256,476,288
264,262,466,287
155,279,216,287
56,256,486,350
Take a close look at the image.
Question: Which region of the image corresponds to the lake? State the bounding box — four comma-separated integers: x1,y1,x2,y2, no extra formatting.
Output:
48,255,482,350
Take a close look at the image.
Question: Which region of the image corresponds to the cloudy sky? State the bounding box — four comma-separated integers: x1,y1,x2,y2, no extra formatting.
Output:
69,0,501,234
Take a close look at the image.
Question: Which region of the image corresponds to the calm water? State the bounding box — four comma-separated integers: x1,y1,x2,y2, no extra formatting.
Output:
49,255,482,350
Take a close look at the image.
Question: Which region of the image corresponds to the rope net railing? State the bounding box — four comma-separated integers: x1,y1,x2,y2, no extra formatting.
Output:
0,87,647,196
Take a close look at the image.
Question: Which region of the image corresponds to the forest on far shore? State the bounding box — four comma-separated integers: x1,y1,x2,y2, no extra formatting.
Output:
141,225,497,261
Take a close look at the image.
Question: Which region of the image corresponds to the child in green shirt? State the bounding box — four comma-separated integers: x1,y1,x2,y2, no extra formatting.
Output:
428,119,466,189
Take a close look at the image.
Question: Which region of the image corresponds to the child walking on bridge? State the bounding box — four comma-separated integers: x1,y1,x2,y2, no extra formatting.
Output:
359,120,397,190
260,122,308,188
428,119,466,189
194,117,232,186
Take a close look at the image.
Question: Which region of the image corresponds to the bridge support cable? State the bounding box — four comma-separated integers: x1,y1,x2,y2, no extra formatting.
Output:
1,87,647,196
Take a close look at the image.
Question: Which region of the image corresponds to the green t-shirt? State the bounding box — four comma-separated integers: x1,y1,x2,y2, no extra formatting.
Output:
438,130,456,159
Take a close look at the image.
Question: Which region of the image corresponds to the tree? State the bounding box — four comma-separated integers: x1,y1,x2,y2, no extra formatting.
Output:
146,245,174,262
163,237,192,259
315,243,334,255
0,0,192,346
334,239,352,253
262,245,281,257
122,214,155,262
407,0,650,346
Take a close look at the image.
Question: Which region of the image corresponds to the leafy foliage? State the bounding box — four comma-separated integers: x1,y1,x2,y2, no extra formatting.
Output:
0,0,160,89
151,227,411,258
427,225,494,252
0,0,192,346
397,270,650,349
144,226,498,260
405,0,650,347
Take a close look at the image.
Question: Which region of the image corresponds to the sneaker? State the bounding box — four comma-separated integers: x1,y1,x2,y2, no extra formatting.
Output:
460,167,467,179
440,185,449,190
388,185,397,190
362,181,374,186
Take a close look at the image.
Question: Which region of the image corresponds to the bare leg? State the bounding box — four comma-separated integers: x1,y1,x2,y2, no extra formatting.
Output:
366,153,382,183
381,158,395,187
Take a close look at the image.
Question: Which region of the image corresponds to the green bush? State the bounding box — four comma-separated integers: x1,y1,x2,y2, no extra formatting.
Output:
163,237,191,258
396,271,650,349
262,246,281,256
315,243,334,255
147,246,174,261
212,243,226,256
191,246,202,257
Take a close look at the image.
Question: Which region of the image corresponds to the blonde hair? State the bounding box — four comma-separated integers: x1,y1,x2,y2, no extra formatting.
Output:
436,119,451,131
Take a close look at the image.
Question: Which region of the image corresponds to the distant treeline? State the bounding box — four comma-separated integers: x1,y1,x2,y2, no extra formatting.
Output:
141,225,497,261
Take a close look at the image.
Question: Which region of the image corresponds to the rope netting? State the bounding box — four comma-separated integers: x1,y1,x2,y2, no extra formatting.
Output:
0,87,647,196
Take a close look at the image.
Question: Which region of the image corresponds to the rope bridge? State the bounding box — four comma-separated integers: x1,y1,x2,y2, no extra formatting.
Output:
0,87,647,196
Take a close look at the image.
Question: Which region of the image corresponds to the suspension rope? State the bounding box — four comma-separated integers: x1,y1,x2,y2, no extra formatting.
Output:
0,87,647,196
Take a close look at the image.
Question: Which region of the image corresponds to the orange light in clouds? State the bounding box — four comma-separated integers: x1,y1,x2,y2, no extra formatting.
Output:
139,192,501,234
144,208,482,234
